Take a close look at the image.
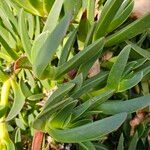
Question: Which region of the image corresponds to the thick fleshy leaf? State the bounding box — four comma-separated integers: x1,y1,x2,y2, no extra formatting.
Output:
72,71,108,98
43,0,64,32
58,28,78,66
106,13,150,47
43,82,75,111
0,35,19,60
97,94,150,115
72,89,114,121
33,13,71,78
19,9,32,61
118,71,143,92
50,101,78,129
33,98,73,130
107,0,134,33
47,113,127,142
107,45,131,90
55,38,105,79
6,80,25,121
87,0,95,27
0,0,18,31
94,0,123,39
129,41,150,60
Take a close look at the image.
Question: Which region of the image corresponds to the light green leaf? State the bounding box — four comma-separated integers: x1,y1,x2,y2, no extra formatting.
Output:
58,28,78,66
0,35,19,60
27,93,45,101
6,80,25,121
118,71,143,92
0,0,18,32
19,9,32,61
43,0,64,32
107,45,131,90
97,94,150,115
94,0,123,39
106,13,150,47
50,101,78,129
33,13,71,78
47,113,127,142
33,98,72,130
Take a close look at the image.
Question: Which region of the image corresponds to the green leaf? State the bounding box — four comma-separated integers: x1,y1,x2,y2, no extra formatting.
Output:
27,13,35,40
6,80,25,121
128,132,138,150
31,31,49,64
33,98,72,130
87,0,95,27
118,71,143,92
19,9,32,61
43,82,75,111
79,141,96,150
11,0,40,16
43,0,55,14
72,89,114,121
72,71,108,98
117,133,124,150
64,0,82,18
97,94,150,115
0,67,9,82
107,0,134,33
69,73,83,95
0,105,7,118
94,0,123,39
58,28,78,66
27,93,45,101
43,0,64,33
47,113,127,142
4,138,15,150
129,41,150,60
50,101,78,129
20,79,32,98
0,0,18,32
56,37,105,79
107,45,131,90
0,35,19,60
14,56,32,70
28,0,44,16
106,13,150,47
33,13,71,78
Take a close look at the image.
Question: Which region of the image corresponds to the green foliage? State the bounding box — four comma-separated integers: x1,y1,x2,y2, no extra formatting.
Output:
0,0,150,149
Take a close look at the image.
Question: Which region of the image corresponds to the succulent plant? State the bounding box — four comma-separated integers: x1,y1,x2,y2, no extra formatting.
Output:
0,0,150,149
